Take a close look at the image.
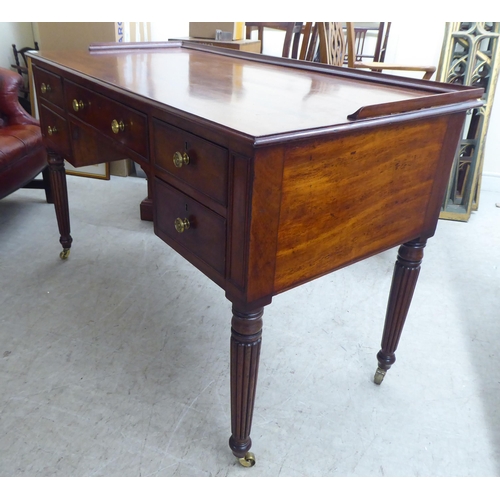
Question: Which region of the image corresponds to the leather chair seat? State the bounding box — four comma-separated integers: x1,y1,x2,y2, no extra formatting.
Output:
0,67,50,200
0,124,44,165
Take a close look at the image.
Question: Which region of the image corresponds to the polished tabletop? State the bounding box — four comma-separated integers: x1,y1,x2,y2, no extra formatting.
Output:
33,46,433,138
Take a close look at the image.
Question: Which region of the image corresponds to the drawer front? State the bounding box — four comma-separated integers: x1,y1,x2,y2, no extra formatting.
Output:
65,81,148,160
154,177,226,276
153,119,228,206
39,104,71,156
33,67,65,109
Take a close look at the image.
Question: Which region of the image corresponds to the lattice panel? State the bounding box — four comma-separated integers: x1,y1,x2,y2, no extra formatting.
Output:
437,22,500,221
328,22,347,66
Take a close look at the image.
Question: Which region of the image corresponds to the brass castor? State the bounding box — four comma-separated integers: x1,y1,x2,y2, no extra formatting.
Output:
59,248,71,260
374,367,386,385
238,452,256,467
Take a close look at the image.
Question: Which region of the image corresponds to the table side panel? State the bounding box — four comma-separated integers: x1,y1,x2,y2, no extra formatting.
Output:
243,146,285,306
226,153,252,293
274,116,450,292
420,111,468,238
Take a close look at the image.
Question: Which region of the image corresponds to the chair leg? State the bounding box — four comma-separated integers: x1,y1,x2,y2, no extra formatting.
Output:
21,166,54,204
41,166,53,204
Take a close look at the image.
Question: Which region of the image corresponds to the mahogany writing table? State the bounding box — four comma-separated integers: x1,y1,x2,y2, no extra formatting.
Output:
28,42,482,466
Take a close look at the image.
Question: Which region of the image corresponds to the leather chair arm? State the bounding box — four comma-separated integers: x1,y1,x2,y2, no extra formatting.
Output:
0,67,39,127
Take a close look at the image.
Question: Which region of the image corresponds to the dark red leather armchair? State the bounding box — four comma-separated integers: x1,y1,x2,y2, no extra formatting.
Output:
0,66,52,202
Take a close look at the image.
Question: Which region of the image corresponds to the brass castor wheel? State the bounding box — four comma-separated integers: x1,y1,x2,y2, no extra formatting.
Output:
59,248,70,260
238,452,256,467
374,367,386,385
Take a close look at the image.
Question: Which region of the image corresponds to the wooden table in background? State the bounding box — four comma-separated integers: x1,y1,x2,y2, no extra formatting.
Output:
169,37,261,53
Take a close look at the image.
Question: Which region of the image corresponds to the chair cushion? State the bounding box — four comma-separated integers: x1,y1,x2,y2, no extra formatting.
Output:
0,124,44,168
0,124,47,199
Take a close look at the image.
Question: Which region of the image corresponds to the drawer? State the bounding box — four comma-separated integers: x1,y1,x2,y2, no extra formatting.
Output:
32,67,65,109
39,104,71,157
154,177,226,276
153,119,228,206
65,81,148,160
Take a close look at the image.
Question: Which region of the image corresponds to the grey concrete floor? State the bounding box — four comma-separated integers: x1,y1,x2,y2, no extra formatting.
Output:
0,173,499,478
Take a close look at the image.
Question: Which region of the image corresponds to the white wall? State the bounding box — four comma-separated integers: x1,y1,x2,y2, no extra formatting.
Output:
0,22,36,70
150,21,189,41
483,83,500,179
384,22,445,74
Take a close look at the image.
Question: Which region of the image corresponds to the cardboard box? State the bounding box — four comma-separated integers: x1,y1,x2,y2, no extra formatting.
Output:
110,159,134,177
189,22,244,40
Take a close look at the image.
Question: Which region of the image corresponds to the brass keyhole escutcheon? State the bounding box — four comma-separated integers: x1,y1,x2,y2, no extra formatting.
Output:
47,125,57,136
40,83,51,94
174,217,190,233
111,119,125,134
72,99,85,112
173,151,190,168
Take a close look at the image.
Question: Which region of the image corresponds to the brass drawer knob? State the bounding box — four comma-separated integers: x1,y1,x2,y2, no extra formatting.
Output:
173,151,190,168
47,125,57,136
174,217,190,233
40,83,51,94
111,119,125,134
72,99,85,112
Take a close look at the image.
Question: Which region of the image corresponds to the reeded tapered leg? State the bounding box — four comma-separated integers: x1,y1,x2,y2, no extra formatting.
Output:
229,306,263,467
375,238,427,384
47,152,72,259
